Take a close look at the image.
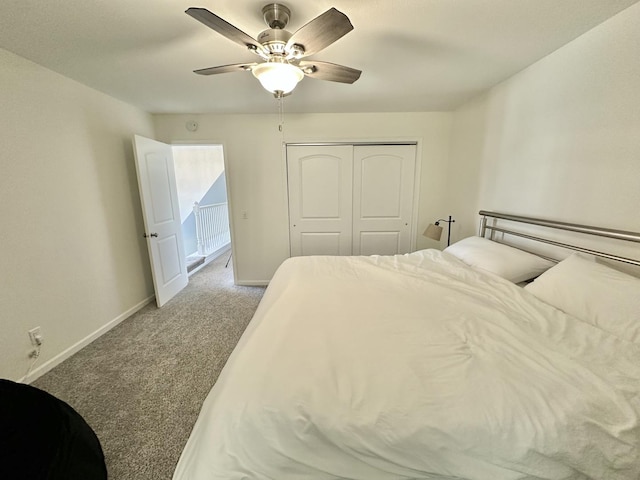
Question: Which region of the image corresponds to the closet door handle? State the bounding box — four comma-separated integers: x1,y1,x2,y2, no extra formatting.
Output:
144,233,158,238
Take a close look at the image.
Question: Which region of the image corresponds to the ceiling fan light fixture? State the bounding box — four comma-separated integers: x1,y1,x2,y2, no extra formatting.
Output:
252,61,304,96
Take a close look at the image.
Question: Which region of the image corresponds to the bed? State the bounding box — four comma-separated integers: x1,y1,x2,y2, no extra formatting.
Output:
173,211,640,480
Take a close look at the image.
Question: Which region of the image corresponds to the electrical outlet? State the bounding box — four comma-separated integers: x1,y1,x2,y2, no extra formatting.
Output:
28,327,43,346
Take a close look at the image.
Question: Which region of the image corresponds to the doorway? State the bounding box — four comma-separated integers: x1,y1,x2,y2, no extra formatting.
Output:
172,145,232,275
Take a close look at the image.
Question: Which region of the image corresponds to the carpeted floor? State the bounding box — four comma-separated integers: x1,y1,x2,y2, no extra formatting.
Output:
32,253,266,480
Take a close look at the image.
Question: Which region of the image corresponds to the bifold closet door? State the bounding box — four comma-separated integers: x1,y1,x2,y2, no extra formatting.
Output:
352,144,416,255
287,145,354,256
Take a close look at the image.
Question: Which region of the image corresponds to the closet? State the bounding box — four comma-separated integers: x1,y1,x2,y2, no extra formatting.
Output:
287,143,417,257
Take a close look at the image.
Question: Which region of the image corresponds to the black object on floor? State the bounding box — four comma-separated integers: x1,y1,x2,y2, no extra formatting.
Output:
0,379,108,480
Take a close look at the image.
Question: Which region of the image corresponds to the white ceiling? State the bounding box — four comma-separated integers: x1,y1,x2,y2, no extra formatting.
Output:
1,0,637,114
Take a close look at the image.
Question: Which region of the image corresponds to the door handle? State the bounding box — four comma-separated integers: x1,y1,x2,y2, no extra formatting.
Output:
144,233,158,238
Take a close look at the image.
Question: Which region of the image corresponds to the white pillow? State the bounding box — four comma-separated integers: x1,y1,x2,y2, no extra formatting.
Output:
525,254,640,343
444,236,554,283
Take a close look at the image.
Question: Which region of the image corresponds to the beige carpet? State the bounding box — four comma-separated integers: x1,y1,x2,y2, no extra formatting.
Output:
33,254,266,479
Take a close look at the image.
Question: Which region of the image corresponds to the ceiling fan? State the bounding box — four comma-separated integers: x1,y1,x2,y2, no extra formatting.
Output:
185,3,361,97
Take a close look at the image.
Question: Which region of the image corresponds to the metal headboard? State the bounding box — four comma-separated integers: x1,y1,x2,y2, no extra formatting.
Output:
479,210,640,267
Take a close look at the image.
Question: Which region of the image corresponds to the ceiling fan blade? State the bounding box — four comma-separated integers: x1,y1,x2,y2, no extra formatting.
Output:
298,61,361,84
194,63,257,76
286,8,353,57
186,8,266,55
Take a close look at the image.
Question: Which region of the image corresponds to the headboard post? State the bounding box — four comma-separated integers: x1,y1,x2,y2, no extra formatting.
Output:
479,215,487,238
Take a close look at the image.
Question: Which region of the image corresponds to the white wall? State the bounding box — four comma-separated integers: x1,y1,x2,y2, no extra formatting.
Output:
447,2,640,241
154,113,453,284
0,48,156,382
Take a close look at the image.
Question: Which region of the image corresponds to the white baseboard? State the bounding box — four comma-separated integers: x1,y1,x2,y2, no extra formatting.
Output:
21,295,155,384
235,280,269,286
208,243,231,261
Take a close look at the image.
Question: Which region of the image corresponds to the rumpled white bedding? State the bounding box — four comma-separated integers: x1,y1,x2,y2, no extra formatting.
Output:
173,250,640,480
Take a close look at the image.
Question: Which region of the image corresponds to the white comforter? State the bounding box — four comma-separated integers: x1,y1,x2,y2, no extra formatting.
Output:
173,250,640,480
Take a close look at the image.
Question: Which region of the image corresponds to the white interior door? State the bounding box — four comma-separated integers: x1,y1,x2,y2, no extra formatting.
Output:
133,135,188,307
287,145,353,256
352,145,416,255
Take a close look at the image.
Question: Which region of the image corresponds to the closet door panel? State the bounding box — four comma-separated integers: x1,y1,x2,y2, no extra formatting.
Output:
352,145,416,255
287,145,353,257
358,231,401,256
299,232,342,256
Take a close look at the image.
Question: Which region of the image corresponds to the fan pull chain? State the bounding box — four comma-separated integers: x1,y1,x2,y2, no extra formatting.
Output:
277,95,285,144
276,96,287,166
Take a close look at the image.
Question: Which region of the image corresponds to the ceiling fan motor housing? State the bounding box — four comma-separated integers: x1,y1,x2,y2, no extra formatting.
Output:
262,3,291,29
257,28,292,55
